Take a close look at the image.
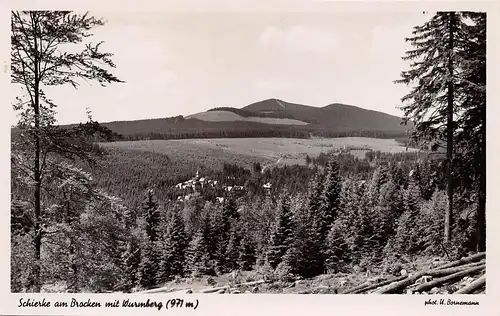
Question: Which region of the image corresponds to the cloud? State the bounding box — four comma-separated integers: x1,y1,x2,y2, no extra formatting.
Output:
258,25,339,54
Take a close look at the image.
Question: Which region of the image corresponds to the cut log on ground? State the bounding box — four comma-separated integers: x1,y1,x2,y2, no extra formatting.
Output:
199,279,266,293
454,275,486,294
343,275,407,294
375,270,429,294
427,261,485,277
200,285,230,293
434,252,485,270
236,280,266,287
413,265,485,293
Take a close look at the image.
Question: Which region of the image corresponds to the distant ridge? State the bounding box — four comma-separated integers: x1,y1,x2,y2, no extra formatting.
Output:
238,98,410,131
51,98,412,141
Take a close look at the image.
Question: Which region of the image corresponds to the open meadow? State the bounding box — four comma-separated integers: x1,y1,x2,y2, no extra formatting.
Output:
100,137,417,168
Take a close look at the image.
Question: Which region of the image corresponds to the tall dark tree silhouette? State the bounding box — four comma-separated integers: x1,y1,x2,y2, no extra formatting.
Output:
454,12,486,251
396,12,466,243
11,11,123,292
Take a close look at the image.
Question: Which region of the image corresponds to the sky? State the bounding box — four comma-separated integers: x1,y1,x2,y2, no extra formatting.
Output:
9,10,433,125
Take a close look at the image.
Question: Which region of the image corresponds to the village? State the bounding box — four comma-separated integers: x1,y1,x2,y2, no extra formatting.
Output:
175,169,272,202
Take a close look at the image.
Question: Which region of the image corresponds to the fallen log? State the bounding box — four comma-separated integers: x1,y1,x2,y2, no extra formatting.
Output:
198,279,266,293
136,286,172,294
413,265,485,293
427,261,485,277
434,252,485,270
343,275,407,294
375,271,429,294
200,285,230,294
454,275,486,294
235,279,266,287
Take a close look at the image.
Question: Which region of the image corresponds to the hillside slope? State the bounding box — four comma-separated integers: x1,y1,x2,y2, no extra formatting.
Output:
242,99,409,131
186,110,309,125
53,98,412,141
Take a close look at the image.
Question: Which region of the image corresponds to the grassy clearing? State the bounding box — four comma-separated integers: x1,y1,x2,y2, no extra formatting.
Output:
186,110,310,125
99,139,273,170
101,137,417,169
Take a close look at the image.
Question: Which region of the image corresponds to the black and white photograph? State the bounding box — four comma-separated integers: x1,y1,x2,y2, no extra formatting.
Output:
6,1,490,303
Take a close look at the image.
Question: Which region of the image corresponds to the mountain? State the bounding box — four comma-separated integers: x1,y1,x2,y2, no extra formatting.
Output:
192,98,410,132
185,110,309,126
240,98,408,131
48,98,412,141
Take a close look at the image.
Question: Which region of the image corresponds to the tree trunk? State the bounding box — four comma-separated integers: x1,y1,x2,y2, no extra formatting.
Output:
433,251,485,270
454,275,485,294
476,82,486,251
66,197,78,292
444,12,456,244
32,12,42,293
476,152,486,252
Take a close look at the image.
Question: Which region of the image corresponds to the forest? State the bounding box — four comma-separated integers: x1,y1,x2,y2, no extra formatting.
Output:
86,116,409,142
10,11,485,293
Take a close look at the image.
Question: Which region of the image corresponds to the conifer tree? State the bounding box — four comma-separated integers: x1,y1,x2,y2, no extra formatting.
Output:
137,242,158,289
286,206,324,277
238,229,257,271
266,193,294,269
117,205,141,292
187,231,212,277
121,232,141,292
222,195,239,221
396,12,468,243
74,191,129,292
317,159,342,241
142,189,160,243
388,180,423,256
307,172,324,216
157,209,188,283
326,179,363,270
368,165,390,206
224,221,242,272
137,190,161,288
453,12,486,252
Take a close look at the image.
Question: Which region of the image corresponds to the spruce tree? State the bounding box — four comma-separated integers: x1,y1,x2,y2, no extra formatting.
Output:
238,230,256,271
119,207,141,292
396,12,468,243
307,172,324,216
137,190,161,288
142,189,160,243
317,159,342,241
453,12,486,252
137,242,158,289
121,233,141,292
325,218,350,273
368,164,390,206
389,180,423,256
187,231,212,277
157,209,188,283
286,207,324,277
266,193,294,269
224,221,242,272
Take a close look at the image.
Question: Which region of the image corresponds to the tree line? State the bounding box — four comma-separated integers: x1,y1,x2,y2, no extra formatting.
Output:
12,153,479,292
